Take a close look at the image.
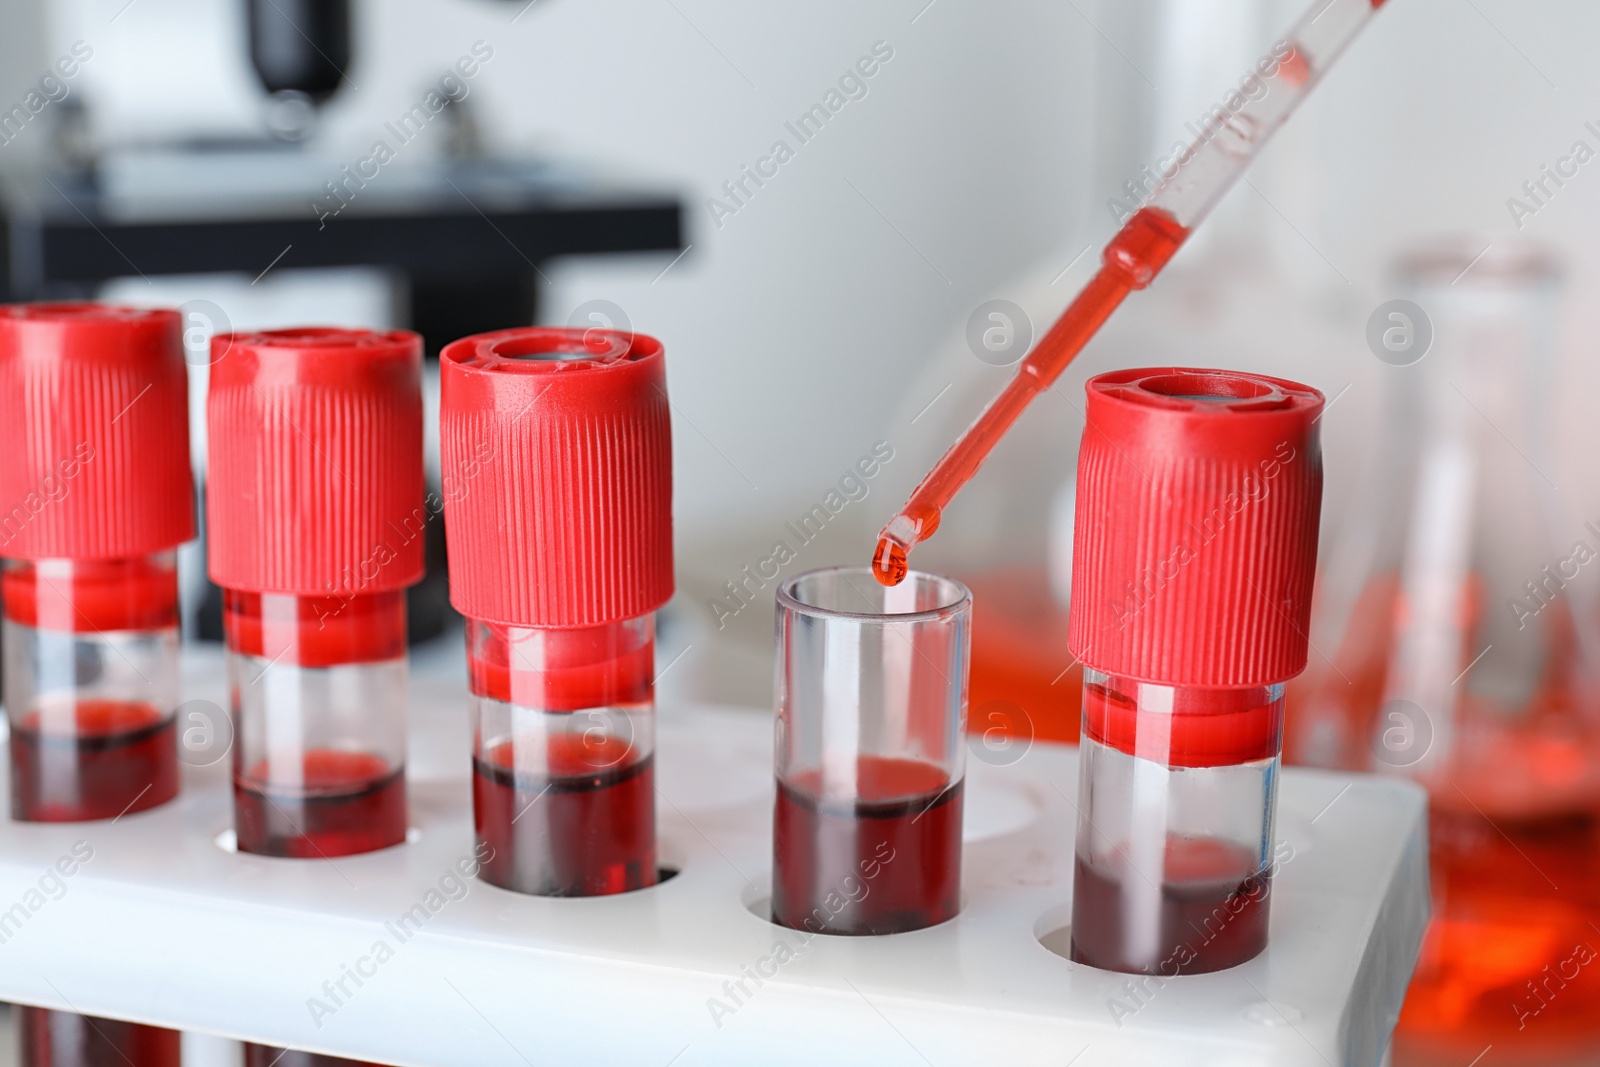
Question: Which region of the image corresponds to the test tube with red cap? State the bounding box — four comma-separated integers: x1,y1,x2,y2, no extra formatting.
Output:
0,303,192,1065
440,326,673,897
207,327,424,858
1065,368,1323,975
0,304,192,820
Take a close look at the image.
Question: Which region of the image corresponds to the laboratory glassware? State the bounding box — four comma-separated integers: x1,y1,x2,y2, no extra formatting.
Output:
772,566,970,935
208,327,424,858
1288,243,1600,1063
441,327,673,896
0,302,193,1066
1066,369,1324,974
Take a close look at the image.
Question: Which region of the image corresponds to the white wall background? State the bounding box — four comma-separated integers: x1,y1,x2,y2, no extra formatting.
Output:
7,0,1600,704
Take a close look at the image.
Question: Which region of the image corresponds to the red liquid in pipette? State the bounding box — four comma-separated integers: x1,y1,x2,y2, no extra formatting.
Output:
873,207,1189,586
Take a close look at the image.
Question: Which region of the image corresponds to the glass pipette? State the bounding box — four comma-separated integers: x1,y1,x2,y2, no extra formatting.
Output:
872,0,1393,586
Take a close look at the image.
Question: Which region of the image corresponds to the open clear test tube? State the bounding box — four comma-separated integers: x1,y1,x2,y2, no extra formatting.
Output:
1066,369,1323,975
441,327,673,897
208,328,424,858
0,304,193,1065
772,567,970,936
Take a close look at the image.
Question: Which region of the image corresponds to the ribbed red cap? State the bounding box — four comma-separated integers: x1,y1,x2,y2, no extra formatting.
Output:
440,327,673,628
207,327,425,596
0,303,194,560
1067,368,1324,688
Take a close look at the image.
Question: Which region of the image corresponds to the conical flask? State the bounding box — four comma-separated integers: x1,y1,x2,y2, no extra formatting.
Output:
1289,241,1600,1065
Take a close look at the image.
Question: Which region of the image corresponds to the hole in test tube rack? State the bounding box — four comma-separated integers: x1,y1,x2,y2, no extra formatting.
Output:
215,826,680,889
213,825,424,854
472,818,684,899
473,864,684,897
1033,903,1076,961
742,876,969,936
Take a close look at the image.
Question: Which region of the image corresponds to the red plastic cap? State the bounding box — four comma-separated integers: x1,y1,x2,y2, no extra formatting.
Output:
440,327,673,628
207,327,425,596
0,303,195,560
1067,368,1324,688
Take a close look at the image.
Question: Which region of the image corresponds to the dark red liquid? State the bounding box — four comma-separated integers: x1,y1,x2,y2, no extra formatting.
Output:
17,1006,179,1067
1070,835,1270,974
9,701,178,822
244,1043,385,1067
234,750,407,858
473,735,655,896
772,756,963,936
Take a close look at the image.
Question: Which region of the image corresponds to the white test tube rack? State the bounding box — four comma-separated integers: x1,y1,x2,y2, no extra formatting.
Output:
0,638,1427,1067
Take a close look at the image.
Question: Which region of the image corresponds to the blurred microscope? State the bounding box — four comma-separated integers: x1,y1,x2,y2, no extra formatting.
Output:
2,0,679,347
0,0,683,643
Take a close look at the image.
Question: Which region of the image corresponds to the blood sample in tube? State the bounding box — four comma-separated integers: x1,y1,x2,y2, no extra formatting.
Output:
771,568,971,936
1064,369,1324,974
440,327,674,897
0,305,192,824
207,327,424,858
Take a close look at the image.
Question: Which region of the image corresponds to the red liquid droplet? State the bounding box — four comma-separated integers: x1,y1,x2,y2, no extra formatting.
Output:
872,537,909,587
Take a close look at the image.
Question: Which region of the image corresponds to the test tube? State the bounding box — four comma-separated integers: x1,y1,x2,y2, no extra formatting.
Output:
17,1008,182,1067
0,305,192,819
1064,369,1323,974
440,327,673,896
0,304,192,1066
207,328,423,858
772,566,970,936
243,1044,385,1067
